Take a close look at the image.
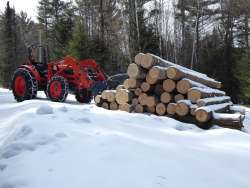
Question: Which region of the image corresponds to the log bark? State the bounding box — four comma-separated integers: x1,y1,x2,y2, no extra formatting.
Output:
167,103,177,115
229,105,246,115
140,53,176,69
177,79,206,94
148,66,168,80
174,94,185,102
188,87,225,103
190,105,198,116
163,79,176,93
116,85,125,90
127,63,146,79
134,53,144,65
160,92,172,103
115,89,134,105
212,113,244,130
197,96,231,107
176,100,192,117
195,102,233,123
167,66,222,89
156,103,167,115
154,84,164,96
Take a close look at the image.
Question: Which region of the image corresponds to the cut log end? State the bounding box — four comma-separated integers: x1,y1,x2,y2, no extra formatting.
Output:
141,82,151,92
135,53,144,65
166,67,180,80
195,109,211,123
176,102,189,116
110,102,118,111
135,104,144,113
188,89,201,103
174,94,185,103
177,79,191,94
163,79,176,92
141,53,154,69
167,103,177,115
156,103,167,116
160,92,172,103
102,102,109,110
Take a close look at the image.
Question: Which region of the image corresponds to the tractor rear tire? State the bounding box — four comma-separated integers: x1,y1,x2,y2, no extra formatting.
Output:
75,89,92,103
12,68,38,102
47,76,69,102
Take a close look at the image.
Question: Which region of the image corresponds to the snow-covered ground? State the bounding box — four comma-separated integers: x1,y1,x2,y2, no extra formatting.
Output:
0,88,250,188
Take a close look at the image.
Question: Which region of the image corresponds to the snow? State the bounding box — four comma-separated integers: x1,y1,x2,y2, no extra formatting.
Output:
195,102,233,113
1,88,250,188
190,87,226,95
198,96,231,104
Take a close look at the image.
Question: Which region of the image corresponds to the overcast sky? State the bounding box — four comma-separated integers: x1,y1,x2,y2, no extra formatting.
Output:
0,0,39,20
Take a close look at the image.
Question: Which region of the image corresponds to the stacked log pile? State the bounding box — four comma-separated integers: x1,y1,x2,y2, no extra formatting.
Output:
95,53,245,130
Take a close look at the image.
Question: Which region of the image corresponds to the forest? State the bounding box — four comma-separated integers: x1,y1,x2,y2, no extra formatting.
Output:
0,0,249,104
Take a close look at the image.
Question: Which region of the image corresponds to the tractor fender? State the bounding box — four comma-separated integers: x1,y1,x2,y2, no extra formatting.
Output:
19,65,42,83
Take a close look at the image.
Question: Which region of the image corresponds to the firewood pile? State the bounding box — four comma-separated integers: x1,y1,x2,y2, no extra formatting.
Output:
95,53,245,130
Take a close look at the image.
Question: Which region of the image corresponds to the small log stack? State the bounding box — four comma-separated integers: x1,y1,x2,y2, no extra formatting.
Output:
95,53,245,130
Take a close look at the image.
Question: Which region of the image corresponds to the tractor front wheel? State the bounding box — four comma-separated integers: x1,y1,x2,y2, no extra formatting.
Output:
75,89,92,103
12,68,38,102
47,76,68,102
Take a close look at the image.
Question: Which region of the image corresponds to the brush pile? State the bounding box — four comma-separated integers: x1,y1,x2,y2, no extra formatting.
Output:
95,53,245,130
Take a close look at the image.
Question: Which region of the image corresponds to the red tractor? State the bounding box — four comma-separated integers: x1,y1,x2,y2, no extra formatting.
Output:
11,45,107,103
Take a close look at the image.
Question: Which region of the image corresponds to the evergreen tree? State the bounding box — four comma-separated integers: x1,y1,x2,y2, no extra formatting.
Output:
0,2,18,88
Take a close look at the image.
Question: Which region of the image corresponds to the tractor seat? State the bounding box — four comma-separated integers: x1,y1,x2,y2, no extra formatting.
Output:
35,63,48,76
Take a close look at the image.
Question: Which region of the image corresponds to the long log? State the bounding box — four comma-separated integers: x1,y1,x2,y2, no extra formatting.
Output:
115,89,134,105
167,66,222,89
188,87,226,103
160,92,172,103
140,53,177,69
127,63,146,79
176,79,207,94
176,100,192,117
229,105,246,115
116,85,125,90
195,102,233,123
135,53,144,65
167,103,177,115
156,103,167,116
163,79,176,93
148,66,168,80
197,96,231,107
212,113,244,130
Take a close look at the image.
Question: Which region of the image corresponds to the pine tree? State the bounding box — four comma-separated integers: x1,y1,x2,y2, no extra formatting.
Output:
0,2,18,88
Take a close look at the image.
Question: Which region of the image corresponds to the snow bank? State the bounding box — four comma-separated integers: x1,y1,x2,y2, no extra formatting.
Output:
0,89,250,188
